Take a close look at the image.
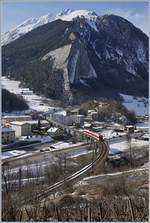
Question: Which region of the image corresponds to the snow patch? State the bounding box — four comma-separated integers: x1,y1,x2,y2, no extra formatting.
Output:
2,150,26,159
116,48,123,57
120,93,148,116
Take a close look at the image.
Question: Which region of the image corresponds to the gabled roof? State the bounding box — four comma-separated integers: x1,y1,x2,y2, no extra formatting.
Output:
47,127,59,133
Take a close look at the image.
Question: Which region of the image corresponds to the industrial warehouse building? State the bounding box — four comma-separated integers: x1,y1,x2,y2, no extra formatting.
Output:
2,127,15,144
11,121,31,138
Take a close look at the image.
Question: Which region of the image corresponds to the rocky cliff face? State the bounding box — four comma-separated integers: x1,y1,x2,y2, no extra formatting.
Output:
2,11,148,105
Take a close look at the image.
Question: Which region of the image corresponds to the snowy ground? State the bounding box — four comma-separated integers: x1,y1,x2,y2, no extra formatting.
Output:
120,93,148,116
2,76,64,113
51,142,92,158
20,135,54,143
109,139,149,155
2,150,26,159
136,122,148,130
51,141,87,150
4,154,58,175
101,129,126,139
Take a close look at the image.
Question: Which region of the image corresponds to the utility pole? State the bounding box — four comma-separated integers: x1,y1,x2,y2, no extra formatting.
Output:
87,203,91,221
91,139,95,173
127,132,132,167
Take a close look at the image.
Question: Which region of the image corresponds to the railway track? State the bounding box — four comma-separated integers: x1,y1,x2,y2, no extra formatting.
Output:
20,132,108,204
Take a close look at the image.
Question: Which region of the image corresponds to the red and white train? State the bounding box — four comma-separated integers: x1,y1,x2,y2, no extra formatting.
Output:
83,130,104,141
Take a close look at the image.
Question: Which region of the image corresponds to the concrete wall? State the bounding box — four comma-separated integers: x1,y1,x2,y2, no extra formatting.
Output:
11,124,31,137
21,124,31,136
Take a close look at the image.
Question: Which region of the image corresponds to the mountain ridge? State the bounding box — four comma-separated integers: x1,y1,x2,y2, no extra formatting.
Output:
2,9,99,45
2,9,147,45
2,12,148,105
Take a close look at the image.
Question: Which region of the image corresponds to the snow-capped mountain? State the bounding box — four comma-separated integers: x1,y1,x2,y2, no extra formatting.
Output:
2,9,99,45
1,13,55,45
2,11,148,105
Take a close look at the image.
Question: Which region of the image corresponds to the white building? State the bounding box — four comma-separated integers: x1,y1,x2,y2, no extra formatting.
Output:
11,121,31,138
2,127,15,144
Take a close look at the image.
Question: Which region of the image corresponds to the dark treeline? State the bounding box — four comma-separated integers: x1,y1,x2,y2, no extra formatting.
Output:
2,89,29,112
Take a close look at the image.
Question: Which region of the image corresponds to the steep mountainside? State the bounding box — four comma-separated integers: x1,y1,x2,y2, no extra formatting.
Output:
2,11,148,105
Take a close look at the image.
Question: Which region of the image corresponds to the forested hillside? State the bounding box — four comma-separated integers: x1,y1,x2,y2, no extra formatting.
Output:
2,89,29,112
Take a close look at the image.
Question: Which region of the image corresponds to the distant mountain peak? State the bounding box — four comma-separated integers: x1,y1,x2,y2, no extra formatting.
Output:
57,8,74,16
56,9,98,21
2,9,99,45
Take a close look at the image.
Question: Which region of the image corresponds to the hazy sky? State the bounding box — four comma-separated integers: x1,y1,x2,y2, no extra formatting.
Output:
1,1,148,34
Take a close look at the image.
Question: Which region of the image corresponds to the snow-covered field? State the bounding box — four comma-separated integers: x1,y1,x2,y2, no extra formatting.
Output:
51,141,87,150
20,135,54,143
136,122,148,129
2,150,26,159
120,94,148,116
101,129,126,139
2,76,64,113
109,139,149,155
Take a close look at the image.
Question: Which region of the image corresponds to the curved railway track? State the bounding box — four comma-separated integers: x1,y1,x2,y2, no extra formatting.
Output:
37,141,108,200
22,134,108,204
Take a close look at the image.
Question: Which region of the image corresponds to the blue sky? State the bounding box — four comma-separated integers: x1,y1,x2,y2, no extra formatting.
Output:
1,1,149,34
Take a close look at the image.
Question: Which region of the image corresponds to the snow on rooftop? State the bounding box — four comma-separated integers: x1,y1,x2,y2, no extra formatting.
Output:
2,115,31,118
47,127,59,133
11,121,31,126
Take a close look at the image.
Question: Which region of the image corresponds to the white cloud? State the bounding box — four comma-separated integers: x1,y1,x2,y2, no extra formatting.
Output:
102,8,148,35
